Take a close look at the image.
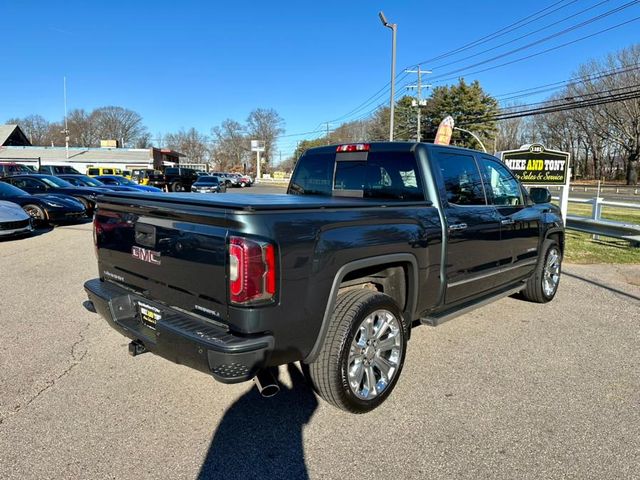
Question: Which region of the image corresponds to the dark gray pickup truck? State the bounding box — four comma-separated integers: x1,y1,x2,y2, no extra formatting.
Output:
84,142,564,413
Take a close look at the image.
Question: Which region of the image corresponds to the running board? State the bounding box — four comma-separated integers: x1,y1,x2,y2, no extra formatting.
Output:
421,282,526,327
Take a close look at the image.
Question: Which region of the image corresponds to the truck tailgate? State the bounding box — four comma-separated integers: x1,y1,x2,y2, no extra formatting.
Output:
94,195,230,324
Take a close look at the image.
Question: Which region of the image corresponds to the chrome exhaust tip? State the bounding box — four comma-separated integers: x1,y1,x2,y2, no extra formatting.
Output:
253,369,280,398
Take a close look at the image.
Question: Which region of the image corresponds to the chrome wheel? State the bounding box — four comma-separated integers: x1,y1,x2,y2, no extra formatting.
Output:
542,247,561,297
347,309,403,400
24,205,45,220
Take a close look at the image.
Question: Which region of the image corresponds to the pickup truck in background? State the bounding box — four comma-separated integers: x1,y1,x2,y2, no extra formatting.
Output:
84,142,564,413
147,167,199,192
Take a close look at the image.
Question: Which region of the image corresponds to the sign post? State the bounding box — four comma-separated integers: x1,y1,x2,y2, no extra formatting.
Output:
499,144,571,225
250,140,265,183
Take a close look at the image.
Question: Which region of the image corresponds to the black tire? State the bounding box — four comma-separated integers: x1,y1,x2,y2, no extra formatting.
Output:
23,204,47,225
521,239,562,303
171,181,184,192
75,197,94,217
306,289,408,414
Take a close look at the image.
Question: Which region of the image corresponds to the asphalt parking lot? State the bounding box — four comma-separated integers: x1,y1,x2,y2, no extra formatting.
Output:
1,186,639,480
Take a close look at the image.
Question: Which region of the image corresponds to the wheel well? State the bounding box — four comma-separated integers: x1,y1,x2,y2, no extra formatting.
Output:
546,231,564,254
338,263,408,312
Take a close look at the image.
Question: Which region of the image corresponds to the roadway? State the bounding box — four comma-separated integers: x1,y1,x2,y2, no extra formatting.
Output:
1,185,639,479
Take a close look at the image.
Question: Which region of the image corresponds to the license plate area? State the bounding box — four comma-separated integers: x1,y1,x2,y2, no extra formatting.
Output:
137,301,162,329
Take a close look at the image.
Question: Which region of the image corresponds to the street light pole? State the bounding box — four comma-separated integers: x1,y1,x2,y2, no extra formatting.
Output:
379,11,397,141
453,127,487,153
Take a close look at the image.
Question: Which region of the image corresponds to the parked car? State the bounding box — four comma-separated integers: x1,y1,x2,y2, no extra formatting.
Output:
0,200,33,238
191,176,227,193
84,142,564,414
94,175,163,192
0,181,85,224
87,167,124,176
0,162,34,178
59,174,139,192
209,172,238,187
131,169,160,185
38,165,82,175
229,173,252,187
147,167,199,192
1,174,111,217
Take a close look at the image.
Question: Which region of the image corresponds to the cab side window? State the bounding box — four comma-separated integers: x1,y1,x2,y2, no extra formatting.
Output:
88,168,99,175
480,158,524,207
434,152,486,206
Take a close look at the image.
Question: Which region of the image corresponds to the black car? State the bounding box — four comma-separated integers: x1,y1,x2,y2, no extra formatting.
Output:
1,174,111,217
191,176,227,193
59,174,139,192
0,180,85,224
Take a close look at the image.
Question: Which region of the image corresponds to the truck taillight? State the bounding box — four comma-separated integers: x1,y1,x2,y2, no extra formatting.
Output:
92,215,100,258
229,236,277,305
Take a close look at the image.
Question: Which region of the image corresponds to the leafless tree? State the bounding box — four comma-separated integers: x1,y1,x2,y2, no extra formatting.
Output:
67,109,99,147
92,106,148,147
6,115,51,145
164,128,209,163
246,108,285,166
211,119,250,171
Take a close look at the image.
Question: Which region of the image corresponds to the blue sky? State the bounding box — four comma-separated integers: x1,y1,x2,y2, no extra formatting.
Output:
2,0,639,159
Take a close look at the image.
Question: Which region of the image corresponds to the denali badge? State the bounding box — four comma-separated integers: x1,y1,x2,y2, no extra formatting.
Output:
132,245,161,265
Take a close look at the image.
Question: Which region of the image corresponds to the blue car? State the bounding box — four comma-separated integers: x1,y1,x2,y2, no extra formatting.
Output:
95,175,163,192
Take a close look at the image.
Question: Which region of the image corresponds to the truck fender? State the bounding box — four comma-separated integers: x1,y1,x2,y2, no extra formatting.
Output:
303,253,419,363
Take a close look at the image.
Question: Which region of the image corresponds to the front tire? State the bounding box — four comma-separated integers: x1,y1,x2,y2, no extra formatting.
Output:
522,239,562,303
306,289,408,413
171,181,184,192
23,204,47,225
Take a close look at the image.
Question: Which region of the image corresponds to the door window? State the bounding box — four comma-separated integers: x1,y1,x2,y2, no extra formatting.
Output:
434,152,486,206
480,158,524,206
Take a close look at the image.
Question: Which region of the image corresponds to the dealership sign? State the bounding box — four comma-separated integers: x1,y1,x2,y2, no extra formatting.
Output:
499,144,569,185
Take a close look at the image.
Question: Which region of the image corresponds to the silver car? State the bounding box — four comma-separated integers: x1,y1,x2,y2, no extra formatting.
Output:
0,200,33,237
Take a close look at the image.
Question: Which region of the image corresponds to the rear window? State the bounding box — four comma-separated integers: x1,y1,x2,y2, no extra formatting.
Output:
289,151,424,200
197,176,219,184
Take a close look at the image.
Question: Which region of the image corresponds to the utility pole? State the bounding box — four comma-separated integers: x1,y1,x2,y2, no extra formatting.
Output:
325,122,332,145
405,66,431,142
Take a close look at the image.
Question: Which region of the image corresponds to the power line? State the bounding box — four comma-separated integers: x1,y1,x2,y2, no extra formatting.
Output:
432,14,640,84
415,0,578,65
462,88,640,124
317,1,587,129
429,1,640,81
430,0,612,70
495,64,640,102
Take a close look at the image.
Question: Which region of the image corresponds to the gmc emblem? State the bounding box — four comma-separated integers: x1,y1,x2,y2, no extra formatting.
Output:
132,245,161,265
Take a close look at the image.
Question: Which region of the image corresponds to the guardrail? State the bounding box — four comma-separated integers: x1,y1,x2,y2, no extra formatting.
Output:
556,195,640,247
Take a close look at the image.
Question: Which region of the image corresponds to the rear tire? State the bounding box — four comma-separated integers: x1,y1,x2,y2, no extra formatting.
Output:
171,181,184,192
521,239,562,303
306,289,408,413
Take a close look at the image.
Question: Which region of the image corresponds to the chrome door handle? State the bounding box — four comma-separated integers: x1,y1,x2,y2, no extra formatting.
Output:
449,223,468,231
501,218,515,225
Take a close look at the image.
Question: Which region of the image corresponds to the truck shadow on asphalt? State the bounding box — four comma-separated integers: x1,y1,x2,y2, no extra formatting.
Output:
198,363,318,480
563,270,640,302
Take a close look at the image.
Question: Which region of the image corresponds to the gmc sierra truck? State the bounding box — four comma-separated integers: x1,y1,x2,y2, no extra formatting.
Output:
84,142,564,413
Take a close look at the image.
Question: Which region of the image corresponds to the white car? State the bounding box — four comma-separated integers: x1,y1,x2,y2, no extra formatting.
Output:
0,200,33,238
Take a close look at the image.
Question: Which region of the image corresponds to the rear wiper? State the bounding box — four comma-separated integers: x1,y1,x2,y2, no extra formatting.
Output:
289,183,305,194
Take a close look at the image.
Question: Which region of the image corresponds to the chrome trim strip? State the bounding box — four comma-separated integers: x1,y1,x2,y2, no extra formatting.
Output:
447,258,537,288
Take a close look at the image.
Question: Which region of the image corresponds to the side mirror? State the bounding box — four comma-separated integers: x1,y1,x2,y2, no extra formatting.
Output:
529,187,551,204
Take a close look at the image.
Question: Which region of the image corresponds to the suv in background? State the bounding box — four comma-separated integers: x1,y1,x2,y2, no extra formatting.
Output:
147,167,199,192
0,162,34,177
39,165,82,175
